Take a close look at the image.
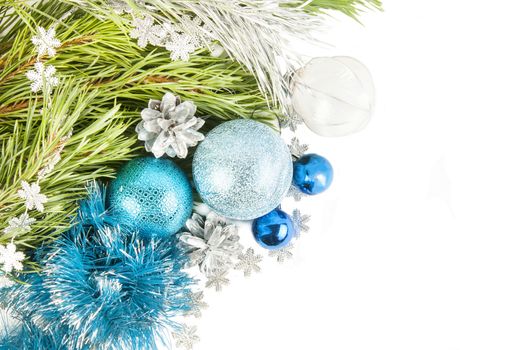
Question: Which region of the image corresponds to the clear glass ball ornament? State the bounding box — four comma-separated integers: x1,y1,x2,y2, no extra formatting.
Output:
290,56,375,137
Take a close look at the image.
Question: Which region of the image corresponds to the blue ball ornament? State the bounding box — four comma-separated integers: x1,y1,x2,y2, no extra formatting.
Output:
293,153,334,195
252,209,295,250
193,119,293,220
108,157,193,238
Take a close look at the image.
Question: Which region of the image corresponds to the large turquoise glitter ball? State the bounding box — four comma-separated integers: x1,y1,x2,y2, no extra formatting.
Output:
192,119,293,220
108,157,193,238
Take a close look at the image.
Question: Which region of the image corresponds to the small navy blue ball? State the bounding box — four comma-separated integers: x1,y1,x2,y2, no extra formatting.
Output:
252,209,295,250
293,153,334,195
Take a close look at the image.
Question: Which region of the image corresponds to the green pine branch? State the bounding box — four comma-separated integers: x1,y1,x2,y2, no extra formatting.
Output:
0,1,279,269
0,0,379,271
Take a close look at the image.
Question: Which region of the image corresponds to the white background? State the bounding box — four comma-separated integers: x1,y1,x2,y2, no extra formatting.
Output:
192,1,524,350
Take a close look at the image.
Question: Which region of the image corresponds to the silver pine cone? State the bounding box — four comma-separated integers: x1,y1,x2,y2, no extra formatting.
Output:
136,92,204,158
178,212,242,276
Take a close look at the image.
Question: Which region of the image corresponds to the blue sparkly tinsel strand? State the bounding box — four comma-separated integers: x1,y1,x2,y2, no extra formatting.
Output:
0,183,194,350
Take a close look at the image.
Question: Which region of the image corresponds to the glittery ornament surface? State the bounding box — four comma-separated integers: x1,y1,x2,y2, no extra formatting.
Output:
108,157,193,237
192,119,293,220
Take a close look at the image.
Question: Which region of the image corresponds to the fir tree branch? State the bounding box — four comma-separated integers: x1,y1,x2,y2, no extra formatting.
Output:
0,0,378,271
0,1,280,268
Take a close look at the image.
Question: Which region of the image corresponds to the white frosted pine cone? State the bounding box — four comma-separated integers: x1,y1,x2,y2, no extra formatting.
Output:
136,92,205,158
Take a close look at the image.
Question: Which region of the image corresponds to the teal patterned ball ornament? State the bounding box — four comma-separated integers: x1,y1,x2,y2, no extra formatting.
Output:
108,157,193,238
193,119,293,220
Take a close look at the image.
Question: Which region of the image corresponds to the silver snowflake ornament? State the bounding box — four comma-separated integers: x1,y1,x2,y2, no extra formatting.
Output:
0,273,14,289
173,324,200,350
0,243,25,273
136,92,205,158
178,212,242,276
3,213,36,235
31,26,61,57
17,181,48,212
205,269,230,292
165,32,198,61
288,137,309,160
292,209,311,238
268,243,294,263
234,248,263,277
172,15,205,41
185,291,208,318
281,112,303,132
26,62,59,93
130,16,166,48
164,15,214,61
287,184,306,202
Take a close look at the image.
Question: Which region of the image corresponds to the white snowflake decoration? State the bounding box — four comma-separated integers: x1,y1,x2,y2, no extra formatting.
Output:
289,137,309,160
165,32,198,61
0,243,25,273
185,291,208,318
234,248,263,277
3,213,36,235
31,26,61,57
286,138,309,201
268,243,294,263
292,209,311,238
173,324,200,350
0,273,14,289
130,16,166,48
287,184,306,201
26,62,59,93
205,269,230,292
281,112,303,132
129,14,215,62
17,181,48,212
182,15,215,46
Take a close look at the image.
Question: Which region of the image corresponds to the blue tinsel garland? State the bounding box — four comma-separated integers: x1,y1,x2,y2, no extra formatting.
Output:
0,183,194,350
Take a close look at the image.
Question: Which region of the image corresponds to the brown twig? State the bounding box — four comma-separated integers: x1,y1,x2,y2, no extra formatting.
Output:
1,57,37,84
61,36,93,49
0,100,30,115
145,75,180,84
